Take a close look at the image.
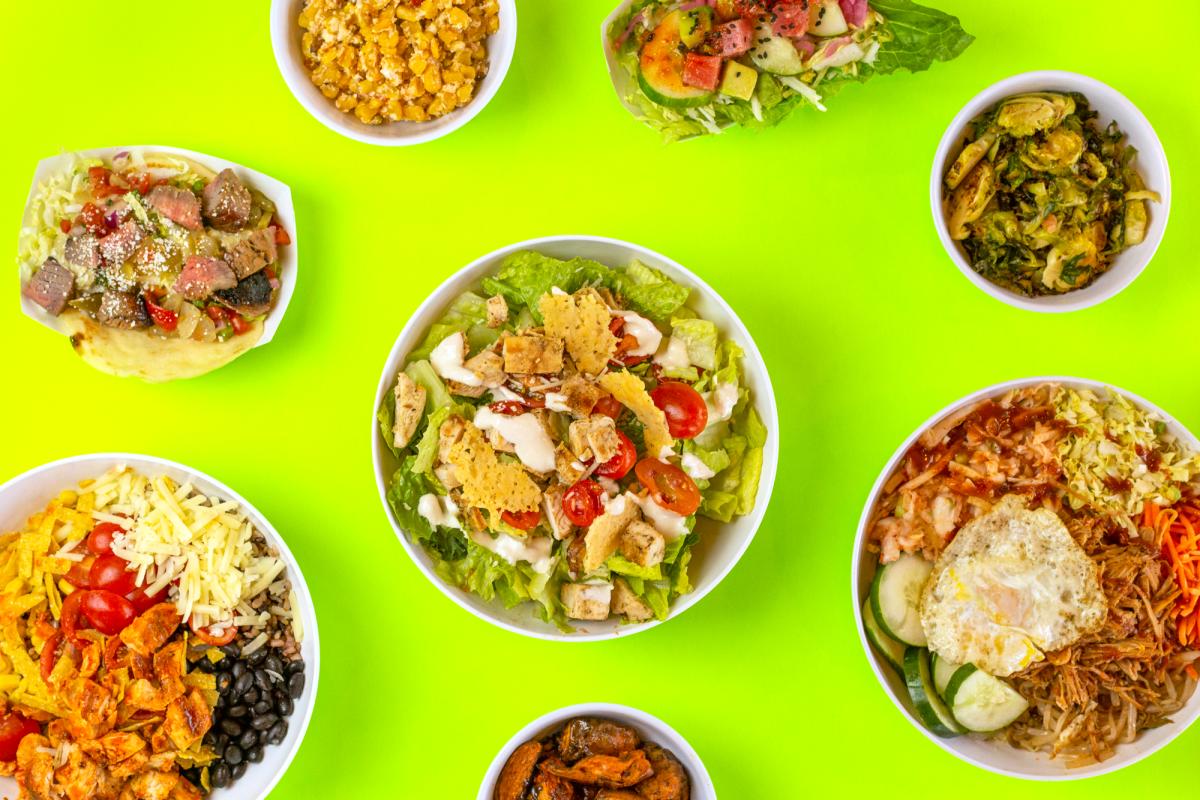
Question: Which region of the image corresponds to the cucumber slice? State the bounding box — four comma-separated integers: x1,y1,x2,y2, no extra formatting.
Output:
862,599,905,676
902,647,964,737
932,655,965,698
869,554,932,647
638,10,715,108
812,0,849,37
748,22,806,76
944,666,1030,733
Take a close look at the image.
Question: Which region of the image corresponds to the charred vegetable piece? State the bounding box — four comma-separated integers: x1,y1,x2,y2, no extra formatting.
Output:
559,718,641,763
214,271,273,318
495,740,542,800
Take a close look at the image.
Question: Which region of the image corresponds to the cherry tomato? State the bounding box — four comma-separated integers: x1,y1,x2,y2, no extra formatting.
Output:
649,381,709,440
229,313,251,335
143,293,179,332
126,585,167,615
501,509,541,531
65,555,96,589
88,554,138,595
78,202,109,237
271,216,292,245
562,480,605,527
39,632,64,681
79,590,137,636
87,520,126,556
103,635,131,672
89,166,127,199
595,431,637,480
593,395,624,420
60,590,85,641
634,458,702,516
488,401,527,416
59,219,72,234
124,172,154,195
0,712,41,761
190,620,237,647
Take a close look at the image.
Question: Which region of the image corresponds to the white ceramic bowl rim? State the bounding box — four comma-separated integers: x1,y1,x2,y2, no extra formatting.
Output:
0,453,320,800
476,702,716,800
269,0,518,146
850,376,1200,780
18,146,298,349
930,70,1172,313
371,234,780,642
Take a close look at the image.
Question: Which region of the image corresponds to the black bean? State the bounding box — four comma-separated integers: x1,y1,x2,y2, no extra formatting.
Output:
214,733,229,751
275,695,293,716
238,729,258,750
253,700,272,716
254,669,272,692
264,654,284,675
232,672,253,696
224,744,244,765
247,648,267,666
285,659,305,676
248,745,264,763
243,688,260,704
288,672,305,698
231,760,248,780
216,673,233,693
251,713,279,731
220,719,243,737
231,662,247,680
266,719,288,745
227,704,249,719
221,644,240,658
211,763,231,788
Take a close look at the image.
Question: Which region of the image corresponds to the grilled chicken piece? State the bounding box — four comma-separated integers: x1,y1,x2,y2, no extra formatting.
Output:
98,731,147,764
127,769,180,800
533,768,577,800
393,372,426,449
549,376,603,418
583,497,641,572
126,640,186,711
486,295,508,328
543,484,574,541
503,334,564,374
569,416,621,463
466,349,506,388
541,752,653,788
559,718,641,763
611,578,654,622
120,604,181,656
619,522,664,569
595,792,642,800
635,744,689,800
561,582,612,621
163,688,213,750
494,739,542,800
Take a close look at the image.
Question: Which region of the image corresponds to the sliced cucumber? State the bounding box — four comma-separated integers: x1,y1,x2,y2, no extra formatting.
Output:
747,22,806,76
944,666,1030,733
903,647,964,737
811,0,849,37
862,599,905,676
932,655,965,698
638,10,714,108
869,553,932,647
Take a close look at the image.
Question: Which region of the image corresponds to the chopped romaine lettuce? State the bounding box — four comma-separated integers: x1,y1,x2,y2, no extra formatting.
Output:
404,359,451,412
671,318,718,371
607,554,664,581
409,291,497,360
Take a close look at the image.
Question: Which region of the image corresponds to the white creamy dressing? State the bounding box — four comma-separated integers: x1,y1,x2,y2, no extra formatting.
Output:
653,336,691,372
490,385,525,403
430,332,481,386
417,493,462,530
680,452,716,481
544,392,571,413
613,310,663,357
551,286,568,296
626,491,688,540
473,406,556,473
702,382,739,430
471,530,554,574
597,477,620,497
602,493,630,516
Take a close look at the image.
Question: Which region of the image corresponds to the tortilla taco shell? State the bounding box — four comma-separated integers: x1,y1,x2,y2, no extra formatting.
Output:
62,310,263,382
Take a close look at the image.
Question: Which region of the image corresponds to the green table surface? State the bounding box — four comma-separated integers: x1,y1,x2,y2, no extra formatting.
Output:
4,0,1200,796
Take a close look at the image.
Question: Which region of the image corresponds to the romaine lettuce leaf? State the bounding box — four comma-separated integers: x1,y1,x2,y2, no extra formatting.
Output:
671,318,718,372
411,405,451,476
607,554,664,581
377,397,398,458
404,359,451,412
409,291,495,360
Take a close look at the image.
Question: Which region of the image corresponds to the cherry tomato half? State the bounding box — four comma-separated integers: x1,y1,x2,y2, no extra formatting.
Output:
229,313,251,335
79,590,137,636
595,431,637,480
0,712,41,761
78,203,109,237
634,458,702,516
593,395,623,420
649,381,709,440
488,401,527,416
562,480,605,527
87,520,127,556
39,632,64,681
65,554,96,589
501,509,541,531
126,585,167,615
89,554,138,596
143,293,179,332
190,620,238,647
60,590,86,641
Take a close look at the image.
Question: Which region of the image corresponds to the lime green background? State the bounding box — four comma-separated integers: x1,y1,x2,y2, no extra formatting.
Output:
3,0,1200,796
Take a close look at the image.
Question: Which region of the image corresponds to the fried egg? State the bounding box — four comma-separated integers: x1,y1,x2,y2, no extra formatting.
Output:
920,495,1106,677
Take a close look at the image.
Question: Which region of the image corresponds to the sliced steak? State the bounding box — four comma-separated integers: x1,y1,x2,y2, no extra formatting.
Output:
97,289,151,329
225,227,278,279
64,232,102,269
201,169,252,231
174,255,237,300
98,221,146,266
146,185,202,230
22,258,76,315
214,271,272,318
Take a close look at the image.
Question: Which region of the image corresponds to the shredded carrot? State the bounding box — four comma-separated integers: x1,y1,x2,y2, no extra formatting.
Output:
1162,502,1200,646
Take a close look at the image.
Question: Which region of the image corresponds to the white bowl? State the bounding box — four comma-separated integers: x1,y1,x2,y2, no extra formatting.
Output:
0,454,320,800
930,71,1171,312
18,145,298,350
477,703,716,799
270,0,517,146
371,235,779,641
851,377,1200,780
